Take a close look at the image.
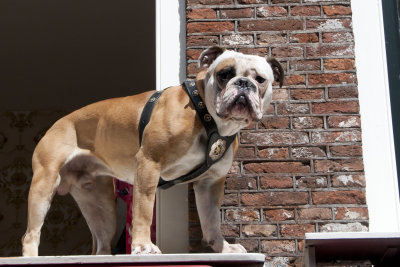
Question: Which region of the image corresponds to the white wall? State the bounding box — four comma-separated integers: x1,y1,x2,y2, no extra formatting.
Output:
352,0,400,232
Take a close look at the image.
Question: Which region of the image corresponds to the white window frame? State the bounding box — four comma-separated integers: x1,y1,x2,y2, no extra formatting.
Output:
352,0,400,231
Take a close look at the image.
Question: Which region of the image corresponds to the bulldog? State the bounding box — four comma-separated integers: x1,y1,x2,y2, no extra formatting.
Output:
22,46,284,256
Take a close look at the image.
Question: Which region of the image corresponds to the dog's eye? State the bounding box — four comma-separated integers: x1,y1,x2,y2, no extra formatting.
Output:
255,76,266,84
217,67,236,84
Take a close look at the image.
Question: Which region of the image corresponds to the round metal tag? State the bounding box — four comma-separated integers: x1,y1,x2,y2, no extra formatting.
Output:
209,138,227,161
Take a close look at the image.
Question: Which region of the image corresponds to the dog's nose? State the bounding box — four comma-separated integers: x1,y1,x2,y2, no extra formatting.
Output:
234,78,256,92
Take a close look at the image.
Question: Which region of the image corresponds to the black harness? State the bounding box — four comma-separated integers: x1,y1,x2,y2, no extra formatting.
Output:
138,80,236,190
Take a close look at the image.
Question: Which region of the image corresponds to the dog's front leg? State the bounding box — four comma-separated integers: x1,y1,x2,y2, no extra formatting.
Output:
131,150,161,254
193,177,246,253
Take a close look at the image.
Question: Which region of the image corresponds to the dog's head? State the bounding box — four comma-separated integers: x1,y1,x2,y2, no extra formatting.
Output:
199,46,284,136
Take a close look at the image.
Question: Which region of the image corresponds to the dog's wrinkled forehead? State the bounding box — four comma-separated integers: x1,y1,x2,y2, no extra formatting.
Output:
208,50,274,81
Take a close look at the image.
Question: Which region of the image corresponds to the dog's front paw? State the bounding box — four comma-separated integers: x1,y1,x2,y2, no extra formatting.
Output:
132,243,161,255
221,241,247,253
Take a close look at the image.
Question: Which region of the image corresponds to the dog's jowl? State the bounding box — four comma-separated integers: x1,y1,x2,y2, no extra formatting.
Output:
22,46,284,256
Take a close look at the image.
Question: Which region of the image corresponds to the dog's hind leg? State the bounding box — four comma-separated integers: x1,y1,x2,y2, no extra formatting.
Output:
70,175,116,255
22,167,61,256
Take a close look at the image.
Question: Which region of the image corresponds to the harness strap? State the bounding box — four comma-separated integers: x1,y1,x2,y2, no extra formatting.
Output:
138,80,236,190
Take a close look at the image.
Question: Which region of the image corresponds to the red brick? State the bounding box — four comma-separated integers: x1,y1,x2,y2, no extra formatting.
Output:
314,159,364,172
291,6,320,16
222,34,253,46
290,60,321,71
223,193,239,206
242,224,277,237
236,239,259,252
306,18,352,30
187,49,202,60
331,174,366,187
312,190,366,204
329,145,363,157
258,147,289,159
307,44,354,57
238,0,267,3
187,0,233,5
257,6,288,17
296,176,327,188
257,33,287,44
260,176,293,189
244,161,310,174
291,89,324,100
238,19,303,32
312,101,359,114
241,131,309,146
187,35,219,46
323,32,354,43
328,87,358,99
272,88,289,101
187,21,234,33
309,73,356,85
280,224,315,237
242,191,309,206
272,47,303,58
282,75,306,86
226,177,257,190
220,8,253,19
299,208,332,220
291,34,319,45
272,0,300,3
261,240,296,255
187,8,217,20
221,224,240,237
328,116,360,128
264,209,295,221
292,146,326,158
259,117,290,129
323,5,352,16
225,208,260,222
334,207,369,220
277,103,310,115
325,59,355,70
236,147,255,158
238,47,269,57
311,130,361,143
293,116,324,129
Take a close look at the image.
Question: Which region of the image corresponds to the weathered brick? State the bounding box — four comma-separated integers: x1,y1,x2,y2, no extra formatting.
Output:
309,73,356,85
290,60,321,71
220,8,253,19
244,161,310,174
264,209,295,221
334,207,369,220
331,174,366,187
320,222,368,232
222,34,253,46
328,86,358,99
187,21,234,33
280,224,315,237
307,44,354,57
312,190,366,204
257,6,288,17
306,18,352,30
236,239,259,252
299,208,332,220
293,116,324,129
242,224,277,237
261,240,296,255
328,116,360,128
291,6,320,16
225,208,260,222
277,103,310,115
221,224,240,237
260,176,293,189
312,101,359,114
228,161,240,175
257,33,287,44
239,19,303,32
290,33,319,44
241,131,309,146
187,35,219,46
329,145,363,157
236,147,255,158
238,47,269,57
187,8,217,20
323,5,352,16
187,0,233,5
323,32,354,43
242,191,309,206
238,0,268,3
272,47,303,58
187,49,202,60
258,147,289,159
312,131,361,143
259,117,290,129
272,0,300,3
291,89,324,101
296,176,328,188
272,88,289,101
292,146,326,158
314,159,364,172
223,193,239,206
226,177,257,190
283,75,306,86
324,58,355,70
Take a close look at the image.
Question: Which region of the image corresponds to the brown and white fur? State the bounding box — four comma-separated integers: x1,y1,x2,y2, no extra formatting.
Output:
22,46,284,256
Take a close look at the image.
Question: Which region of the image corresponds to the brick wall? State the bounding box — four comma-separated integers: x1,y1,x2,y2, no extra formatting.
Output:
186,0,367,265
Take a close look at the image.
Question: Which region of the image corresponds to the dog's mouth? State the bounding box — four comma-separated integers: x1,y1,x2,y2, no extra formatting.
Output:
217,92,259,122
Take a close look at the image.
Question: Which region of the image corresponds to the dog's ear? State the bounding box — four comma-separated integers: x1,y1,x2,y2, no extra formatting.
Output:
267,58,284,88
199,46,225,68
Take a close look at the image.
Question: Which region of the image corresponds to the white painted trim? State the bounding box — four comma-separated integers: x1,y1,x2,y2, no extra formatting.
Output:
352,0,400,231
155,0,189,253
